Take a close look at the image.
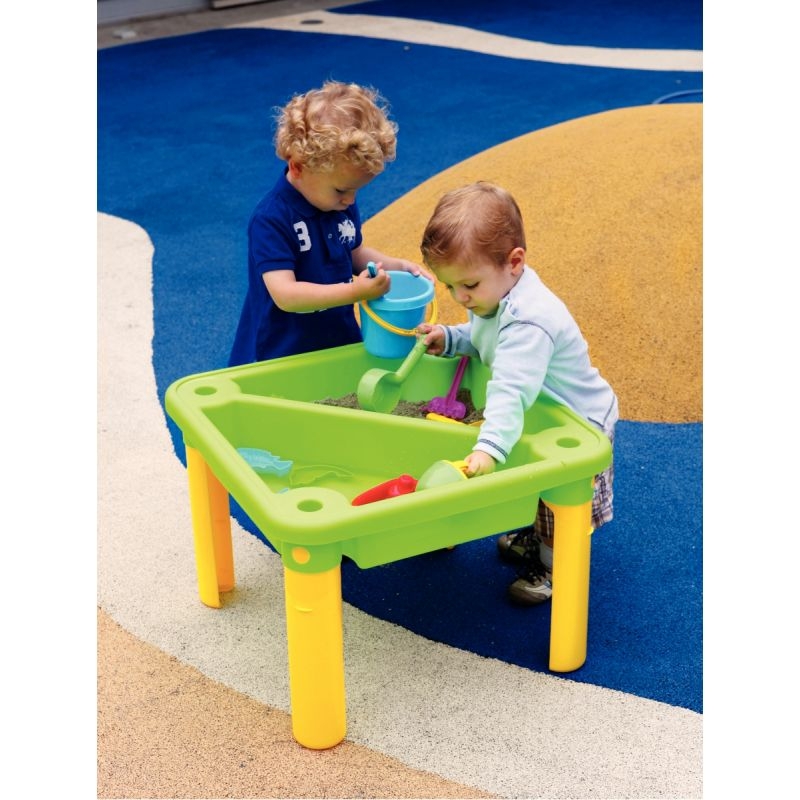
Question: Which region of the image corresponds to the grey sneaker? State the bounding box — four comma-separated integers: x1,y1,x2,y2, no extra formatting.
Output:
496,525,537,564
506,537,553,606
508,570,553,606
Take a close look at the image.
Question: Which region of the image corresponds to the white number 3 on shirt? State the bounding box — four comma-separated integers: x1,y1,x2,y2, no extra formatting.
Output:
294,221,311,252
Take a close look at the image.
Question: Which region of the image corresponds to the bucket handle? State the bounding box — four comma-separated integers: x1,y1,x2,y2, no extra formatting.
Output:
359,293,438,336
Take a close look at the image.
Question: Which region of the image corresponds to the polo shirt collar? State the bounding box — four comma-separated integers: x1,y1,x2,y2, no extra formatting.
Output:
278,168,321,217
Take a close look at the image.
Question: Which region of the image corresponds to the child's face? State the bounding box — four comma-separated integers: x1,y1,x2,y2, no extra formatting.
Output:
431,250,525,317
288,160,375,212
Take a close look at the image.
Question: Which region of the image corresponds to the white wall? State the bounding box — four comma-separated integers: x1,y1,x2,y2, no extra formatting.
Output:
97,1,210,25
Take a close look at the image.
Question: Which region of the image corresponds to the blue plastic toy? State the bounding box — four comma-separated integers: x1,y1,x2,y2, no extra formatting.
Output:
237,448,293,476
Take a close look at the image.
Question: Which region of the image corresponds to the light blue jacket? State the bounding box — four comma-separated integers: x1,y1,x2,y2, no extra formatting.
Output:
440,266,618,464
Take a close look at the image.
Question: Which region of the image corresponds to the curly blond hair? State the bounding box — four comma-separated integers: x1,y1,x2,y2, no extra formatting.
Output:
421,182,527,269
274,80,398,175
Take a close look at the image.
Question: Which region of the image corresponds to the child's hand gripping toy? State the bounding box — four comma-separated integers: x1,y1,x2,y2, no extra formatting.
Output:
351,460,469,506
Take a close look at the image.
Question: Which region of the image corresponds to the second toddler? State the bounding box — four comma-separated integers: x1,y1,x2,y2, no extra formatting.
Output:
418,182,618,606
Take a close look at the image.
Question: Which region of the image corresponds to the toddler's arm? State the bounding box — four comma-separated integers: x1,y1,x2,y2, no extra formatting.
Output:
263,268,389,313
353,245,431,280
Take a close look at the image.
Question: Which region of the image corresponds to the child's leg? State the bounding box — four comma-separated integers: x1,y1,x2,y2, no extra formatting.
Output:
507,428,614,606
534,501,555,571
505,500,554,605
590,448,615,532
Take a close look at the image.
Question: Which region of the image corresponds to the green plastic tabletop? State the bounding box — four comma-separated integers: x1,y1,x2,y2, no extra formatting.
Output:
166,343,611,574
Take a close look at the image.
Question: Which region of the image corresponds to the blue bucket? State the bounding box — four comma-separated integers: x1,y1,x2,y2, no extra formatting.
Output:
360,273,435,359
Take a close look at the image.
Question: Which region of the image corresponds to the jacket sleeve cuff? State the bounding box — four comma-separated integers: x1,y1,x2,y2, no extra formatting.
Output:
440,325,455,357
473,439,508,464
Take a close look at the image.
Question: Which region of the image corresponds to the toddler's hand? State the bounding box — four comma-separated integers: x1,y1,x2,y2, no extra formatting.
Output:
418,323,445,355
398,259,435,282
464,451,497,477
356,266,391,300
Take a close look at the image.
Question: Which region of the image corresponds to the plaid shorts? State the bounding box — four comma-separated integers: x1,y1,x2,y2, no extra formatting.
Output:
534,426,615,543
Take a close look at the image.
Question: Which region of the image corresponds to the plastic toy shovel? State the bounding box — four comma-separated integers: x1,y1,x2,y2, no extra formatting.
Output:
415,459,470,490
357,337,428,413
424,356,469,420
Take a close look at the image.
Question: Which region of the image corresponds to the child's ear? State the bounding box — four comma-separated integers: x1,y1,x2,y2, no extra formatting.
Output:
508,246,526,274
287,159,303,179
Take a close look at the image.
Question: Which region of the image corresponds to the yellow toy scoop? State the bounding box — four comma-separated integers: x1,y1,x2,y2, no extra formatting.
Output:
415,459,470,491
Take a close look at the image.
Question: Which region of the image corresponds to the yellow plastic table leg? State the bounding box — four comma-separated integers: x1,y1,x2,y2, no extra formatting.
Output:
546,499,593,672
185,445,234,607
284,563,346,749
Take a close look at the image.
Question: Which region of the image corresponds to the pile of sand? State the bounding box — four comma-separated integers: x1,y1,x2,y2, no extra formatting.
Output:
317,389,484,425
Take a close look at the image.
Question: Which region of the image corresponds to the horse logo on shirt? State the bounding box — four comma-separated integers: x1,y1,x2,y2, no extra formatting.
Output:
338,218,356,245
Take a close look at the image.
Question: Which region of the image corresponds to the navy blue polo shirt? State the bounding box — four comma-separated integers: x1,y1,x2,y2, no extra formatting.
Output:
229,170,364,365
